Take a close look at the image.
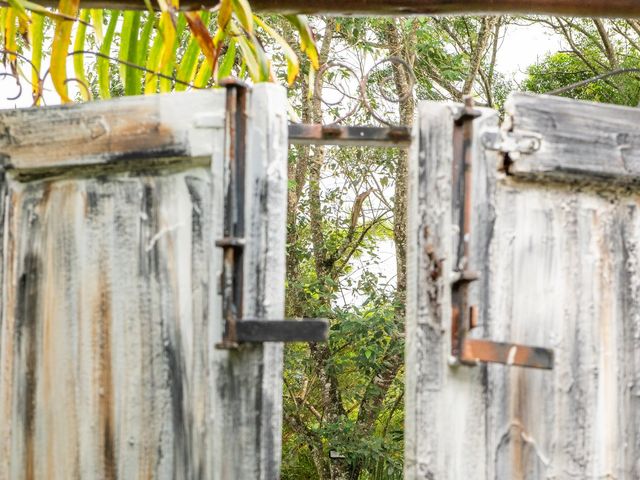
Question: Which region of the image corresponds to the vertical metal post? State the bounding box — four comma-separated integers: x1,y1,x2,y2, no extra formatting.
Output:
216,80,249,349
214,82,329,346
450,96,480,363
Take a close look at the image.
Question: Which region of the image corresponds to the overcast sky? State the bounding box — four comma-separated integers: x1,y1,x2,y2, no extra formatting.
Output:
496,21,561,82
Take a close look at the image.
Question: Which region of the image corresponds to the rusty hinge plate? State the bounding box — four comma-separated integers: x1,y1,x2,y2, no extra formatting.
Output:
449,97,554,370
215,81,328,349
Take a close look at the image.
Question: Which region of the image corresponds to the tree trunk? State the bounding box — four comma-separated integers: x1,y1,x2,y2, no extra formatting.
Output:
347,18,415,480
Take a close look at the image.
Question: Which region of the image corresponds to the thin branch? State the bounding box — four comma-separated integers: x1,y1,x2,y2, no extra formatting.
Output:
593,18,619,69
381,390,404,439
545,67,640,95
463,16,496,95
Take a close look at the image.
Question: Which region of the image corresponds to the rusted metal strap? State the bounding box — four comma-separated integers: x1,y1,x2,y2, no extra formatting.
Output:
461,339,554,370
450,97,481,362
216,80,328,348
288,124,411,147
26,0,640,19
449,97,554,370
215,79,248,349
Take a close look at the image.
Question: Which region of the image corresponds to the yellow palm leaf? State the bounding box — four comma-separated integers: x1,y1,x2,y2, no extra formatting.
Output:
51,0,80,102
29,11,44,104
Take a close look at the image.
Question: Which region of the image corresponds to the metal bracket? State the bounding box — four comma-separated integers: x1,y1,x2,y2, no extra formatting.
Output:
215,80,328,349
481,129,541,160
449,97,553,370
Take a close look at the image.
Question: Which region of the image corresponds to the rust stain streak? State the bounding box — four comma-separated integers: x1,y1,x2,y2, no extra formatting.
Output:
594,210,617,475
95,266,116,480
512,371,526,480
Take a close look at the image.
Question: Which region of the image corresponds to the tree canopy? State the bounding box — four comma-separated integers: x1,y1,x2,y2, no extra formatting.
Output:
523,17,640,106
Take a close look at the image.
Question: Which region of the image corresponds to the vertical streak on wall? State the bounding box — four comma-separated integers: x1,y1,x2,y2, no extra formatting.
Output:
0,169,7,480
405,102,452,479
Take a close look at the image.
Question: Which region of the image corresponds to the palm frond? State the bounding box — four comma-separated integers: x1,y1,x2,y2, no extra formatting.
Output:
0,1,319,104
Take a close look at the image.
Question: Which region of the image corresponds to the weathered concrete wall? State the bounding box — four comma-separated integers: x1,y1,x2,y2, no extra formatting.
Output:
407,93,640,479
0,85,288,479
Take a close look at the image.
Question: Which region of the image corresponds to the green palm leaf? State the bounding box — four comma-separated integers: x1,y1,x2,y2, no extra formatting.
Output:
98,10,118,99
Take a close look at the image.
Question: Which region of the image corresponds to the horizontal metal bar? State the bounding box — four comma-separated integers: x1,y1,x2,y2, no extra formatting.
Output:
235,319,329,343
288,124,411,147
215,237,246,248
461,338,554,370
24,0,640,17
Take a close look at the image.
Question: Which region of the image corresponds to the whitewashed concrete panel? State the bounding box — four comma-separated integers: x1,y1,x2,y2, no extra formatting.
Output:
0,85,288,479
408,94,640,479
486,180,640,479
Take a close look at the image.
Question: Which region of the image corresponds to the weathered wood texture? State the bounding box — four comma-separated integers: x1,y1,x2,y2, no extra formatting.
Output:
0,85,288,479
25,0,640,16
504,93,640,184
408,93,640,479
0,91,225,171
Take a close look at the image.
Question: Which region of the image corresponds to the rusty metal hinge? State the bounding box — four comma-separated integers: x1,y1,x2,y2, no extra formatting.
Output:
449,97,553,370
480,128,541,160
215,80,328,349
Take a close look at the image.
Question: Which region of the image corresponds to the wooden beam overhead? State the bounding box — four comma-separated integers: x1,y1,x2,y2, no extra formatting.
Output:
27,0,640,17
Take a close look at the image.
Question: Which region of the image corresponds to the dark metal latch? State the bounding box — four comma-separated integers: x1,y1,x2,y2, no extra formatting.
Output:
216,80,328,349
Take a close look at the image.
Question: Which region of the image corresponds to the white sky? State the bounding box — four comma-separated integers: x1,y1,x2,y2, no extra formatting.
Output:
495,21,562,83
0,74,34,109
0,54,75,109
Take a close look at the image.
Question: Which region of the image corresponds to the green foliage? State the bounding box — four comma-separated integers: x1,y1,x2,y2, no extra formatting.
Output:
283,294,404,479
283,138,403,478
523,19,640,106
524,50,640,105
